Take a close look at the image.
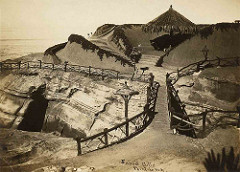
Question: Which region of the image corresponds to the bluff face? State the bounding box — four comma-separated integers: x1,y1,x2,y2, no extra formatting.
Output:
189,66,240,110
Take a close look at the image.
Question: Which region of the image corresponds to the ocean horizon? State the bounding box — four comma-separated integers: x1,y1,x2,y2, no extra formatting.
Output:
0,39,66,61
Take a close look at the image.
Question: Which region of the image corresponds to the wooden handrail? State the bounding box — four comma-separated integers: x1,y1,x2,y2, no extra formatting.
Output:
79,82,159,152
8,60,150,82
172,115,202,128
166,56,240,137
81,106,149,142
0,61,121,79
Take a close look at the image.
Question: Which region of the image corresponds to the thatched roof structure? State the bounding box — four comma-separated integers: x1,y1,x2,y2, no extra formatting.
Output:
143,5,197,34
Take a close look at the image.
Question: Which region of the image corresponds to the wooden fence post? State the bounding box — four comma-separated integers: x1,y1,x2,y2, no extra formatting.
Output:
76,137,82,155
64,61,68,72
104,128,108,145
167,83,173,129
149,73,154,87
237,106,240,128
125,99,129,137
147,86,151,106
88,66,91,76
18,61,21,69
126,120,129,137
116,72,119,80
0,62,2,72
217,57,221,66
102,69,104,80
52,64,55,70
38,60,42,69
27,62,30,69
202,111,207,133
170,108,174,129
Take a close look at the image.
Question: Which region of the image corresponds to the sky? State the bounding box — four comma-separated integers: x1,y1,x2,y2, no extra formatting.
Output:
0,0,239,40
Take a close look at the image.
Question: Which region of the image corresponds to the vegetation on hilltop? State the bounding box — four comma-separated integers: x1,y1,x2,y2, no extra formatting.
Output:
93,24,116,36
120,24,142,30
44,42,67,56
92,23,142,63
198,23,240,39
111,26,142,62
111,27,133,56
68,34,134,67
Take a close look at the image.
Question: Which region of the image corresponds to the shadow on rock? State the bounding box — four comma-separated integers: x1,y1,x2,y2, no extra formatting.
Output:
18,84,48,132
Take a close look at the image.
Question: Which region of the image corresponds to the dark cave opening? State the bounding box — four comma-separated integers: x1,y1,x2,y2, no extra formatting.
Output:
150,33,192,51
18,84,49,132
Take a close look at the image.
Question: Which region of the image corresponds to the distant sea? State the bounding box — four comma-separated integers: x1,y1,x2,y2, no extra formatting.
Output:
0,39,66,61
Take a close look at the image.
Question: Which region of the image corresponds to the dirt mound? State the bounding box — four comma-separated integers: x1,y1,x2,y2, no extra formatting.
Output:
91,24,164,58
92,24,143,60
93,24,116,37
123,25,163,47
164,24,240,67
55,34,134,74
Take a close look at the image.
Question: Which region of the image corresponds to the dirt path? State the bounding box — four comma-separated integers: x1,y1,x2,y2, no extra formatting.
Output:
52,86,206,172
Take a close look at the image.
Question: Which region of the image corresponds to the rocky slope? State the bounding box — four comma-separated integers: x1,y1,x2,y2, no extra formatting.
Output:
0,68,147,135
174,66,240,137
0,66,149,168
189,66,240,110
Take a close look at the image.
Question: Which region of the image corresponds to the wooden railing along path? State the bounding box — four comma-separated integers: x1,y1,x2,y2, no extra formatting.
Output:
0,60,150,83
0,60,121,80
166,56,240,137
76,81,159,155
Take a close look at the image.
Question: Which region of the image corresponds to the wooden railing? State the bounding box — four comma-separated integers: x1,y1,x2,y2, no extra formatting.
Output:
0,60,121,80
76,81,159,155
166,56,240,137
0,60,150,82
168,56,240,85
166,75,197,137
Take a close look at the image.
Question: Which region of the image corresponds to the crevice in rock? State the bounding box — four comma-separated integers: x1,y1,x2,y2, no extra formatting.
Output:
89,102,111,130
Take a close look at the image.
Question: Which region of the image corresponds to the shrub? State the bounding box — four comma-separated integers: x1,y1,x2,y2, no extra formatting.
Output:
44,42,67,56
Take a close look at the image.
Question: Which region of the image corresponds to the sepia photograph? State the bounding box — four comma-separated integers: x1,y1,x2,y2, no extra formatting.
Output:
0,0,240,171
